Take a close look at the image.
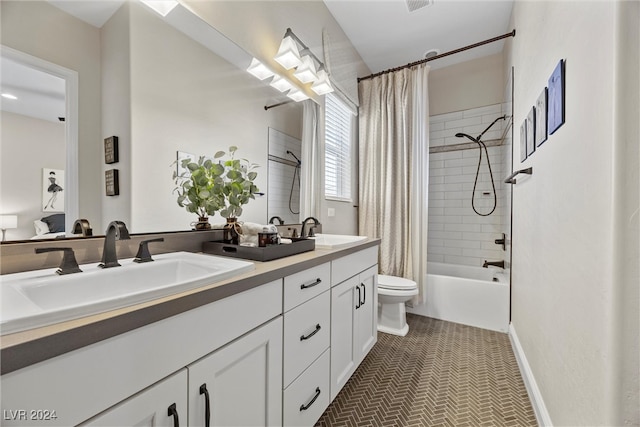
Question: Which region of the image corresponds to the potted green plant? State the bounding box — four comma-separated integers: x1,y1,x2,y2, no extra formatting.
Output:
173,146,259,234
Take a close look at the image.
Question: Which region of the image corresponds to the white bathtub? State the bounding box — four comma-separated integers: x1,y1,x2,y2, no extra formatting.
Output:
407,262,510,333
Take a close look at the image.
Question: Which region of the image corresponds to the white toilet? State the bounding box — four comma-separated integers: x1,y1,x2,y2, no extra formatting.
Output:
377,275,419,336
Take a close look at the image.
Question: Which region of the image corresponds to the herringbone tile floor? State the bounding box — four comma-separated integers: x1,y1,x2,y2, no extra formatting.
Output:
316,314,537,427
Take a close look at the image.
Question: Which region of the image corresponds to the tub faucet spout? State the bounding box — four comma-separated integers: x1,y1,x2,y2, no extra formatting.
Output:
483,260,505,269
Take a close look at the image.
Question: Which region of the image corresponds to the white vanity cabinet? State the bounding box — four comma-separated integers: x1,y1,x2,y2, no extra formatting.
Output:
81,370,188,427
330,248,378,400
282,263,331,427
188,317,283,427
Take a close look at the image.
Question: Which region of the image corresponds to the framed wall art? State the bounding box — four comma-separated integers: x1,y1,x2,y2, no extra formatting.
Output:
104,136,119,164
535,88,548,147
520,121,527,163
548,59,565,135
42,168,65,212
105,169,120,196
526,107,536,157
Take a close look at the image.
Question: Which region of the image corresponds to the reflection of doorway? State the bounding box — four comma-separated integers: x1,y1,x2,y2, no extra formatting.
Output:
0,46,78,238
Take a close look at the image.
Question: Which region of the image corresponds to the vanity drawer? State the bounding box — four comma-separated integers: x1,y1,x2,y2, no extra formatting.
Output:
284,262,330,311
283,290,330,386
283,349,330,427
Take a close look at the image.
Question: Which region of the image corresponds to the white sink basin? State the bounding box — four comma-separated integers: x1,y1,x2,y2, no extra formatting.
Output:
0,252,254,335
311,234,367,249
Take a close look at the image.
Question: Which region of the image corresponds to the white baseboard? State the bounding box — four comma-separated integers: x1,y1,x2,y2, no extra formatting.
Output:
508,323,553,427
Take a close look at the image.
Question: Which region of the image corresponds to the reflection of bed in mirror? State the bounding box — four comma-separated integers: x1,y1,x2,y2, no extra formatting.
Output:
31,214,66,240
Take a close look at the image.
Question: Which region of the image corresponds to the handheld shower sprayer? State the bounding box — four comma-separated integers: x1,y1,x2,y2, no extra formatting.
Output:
286,150,301,215
455,115,507,217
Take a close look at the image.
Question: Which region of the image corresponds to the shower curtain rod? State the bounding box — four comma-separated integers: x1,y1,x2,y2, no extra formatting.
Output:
357,29,516,82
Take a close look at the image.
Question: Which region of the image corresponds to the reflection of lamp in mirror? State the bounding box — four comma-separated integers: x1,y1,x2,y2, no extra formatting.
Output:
246,58,274,80
286,88,309,102
270,75,295,93
274,33,302,70
0,215,17,241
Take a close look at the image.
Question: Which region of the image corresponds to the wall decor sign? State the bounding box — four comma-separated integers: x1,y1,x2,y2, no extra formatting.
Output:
42,168,65,212
535,88,548,147
547,59,565,135
104,136,119,164
526,107,536,157
520,121,527,163
105,169,120,196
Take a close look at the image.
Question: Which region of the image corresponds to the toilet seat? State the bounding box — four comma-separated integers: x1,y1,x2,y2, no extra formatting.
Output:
378,274,418,291
378,287,419,297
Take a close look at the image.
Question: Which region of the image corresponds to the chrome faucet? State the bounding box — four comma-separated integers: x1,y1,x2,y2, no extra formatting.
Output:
301,217,321,238
483,260,505,269
72,218,93,237
99,221,130,268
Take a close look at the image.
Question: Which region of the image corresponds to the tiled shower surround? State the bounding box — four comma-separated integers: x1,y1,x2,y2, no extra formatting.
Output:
428,103,509,267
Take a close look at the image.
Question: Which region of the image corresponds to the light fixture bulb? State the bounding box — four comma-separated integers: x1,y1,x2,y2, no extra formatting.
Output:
269,75,295,92
293,54,318,84
246,58,274,80
140,0,179,16
1,93,18,100
287,88,309,102
274,35,302,70
310,69,334,95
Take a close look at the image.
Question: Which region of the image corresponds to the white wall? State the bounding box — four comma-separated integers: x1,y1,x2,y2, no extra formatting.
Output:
507,1,638,425
0,112,65,240
0,0,102,231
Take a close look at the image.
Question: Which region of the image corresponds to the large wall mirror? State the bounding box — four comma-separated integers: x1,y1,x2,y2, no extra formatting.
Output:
0,0,303,242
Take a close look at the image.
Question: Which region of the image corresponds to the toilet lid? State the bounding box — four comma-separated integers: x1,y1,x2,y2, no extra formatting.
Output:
378,274,417,291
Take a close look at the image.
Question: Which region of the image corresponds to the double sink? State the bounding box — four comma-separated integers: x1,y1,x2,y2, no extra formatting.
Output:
0,234,367,336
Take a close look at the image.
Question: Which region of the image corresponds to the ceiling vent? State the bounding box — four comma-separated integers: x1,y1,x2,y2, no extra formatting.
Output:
406,0,434,12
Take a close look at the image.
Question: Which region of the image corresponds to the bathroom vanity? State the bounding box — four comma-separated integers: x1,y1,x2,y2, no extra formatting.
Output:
0,239,379,427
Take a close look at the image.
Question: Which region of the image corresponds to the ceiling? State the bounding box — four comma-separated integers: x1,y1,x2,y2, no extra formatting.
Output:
323,0,514,73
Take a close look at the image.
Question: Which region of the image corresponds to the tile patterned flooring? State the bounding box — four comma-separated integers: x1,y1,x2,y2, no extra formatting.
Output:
316,314,537,426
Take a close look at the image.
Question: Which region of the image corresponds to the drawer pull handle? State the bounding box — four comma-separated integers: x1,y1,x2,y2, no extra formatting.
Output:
300,278,322,289
361,283,366,306
300,324,321,341
355,285,361,309
300,387,321,411
199,383,211,427
167,403,180,427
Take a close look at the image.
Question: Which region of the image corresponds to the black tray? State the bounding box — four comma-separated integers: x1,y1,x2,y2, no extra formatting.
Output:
202,238,315,261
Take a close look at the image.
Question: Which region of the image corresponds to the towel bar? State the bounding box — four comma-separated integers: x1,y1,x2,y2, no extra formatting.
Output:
504,167,533,184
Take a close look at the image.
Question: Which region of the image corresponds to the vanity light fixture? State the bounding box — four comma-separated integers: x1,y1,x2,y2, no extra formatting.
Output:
139,0,179,17
1,93,18,100
274,33,302,70
293,52,318,84
246,58,274,80
269,75,295,92
311,68,333,95
286,88,309,102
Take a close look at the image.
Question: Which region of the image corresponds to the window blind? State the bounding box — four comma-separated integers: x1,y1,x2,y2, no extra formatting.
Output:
325,93,353,201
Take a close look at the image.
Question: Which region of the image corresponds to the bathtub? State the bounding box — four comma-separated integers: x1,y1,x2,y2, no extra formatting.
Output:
407,262,510,333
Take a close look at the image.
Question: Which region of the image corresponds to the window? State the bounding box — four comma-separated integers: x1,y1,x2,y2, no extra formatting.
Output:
324,93,353,201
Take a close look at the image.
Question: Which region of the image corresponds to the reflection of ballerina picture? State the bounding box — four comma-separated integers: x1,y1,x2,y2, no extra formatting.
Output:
43,168,65,212
548,59,565,134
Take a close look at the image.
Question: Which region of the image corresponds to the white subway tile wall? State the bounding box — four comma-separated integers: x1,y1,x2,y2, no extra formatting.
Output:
428,104,508,267
267,128,301,224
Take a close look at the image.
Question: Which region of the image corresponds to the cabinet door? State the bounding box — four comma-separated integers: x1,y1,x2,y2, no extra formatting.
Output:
354,265,378,364
81,370,187,427
330,275,359,401
188,317,283,427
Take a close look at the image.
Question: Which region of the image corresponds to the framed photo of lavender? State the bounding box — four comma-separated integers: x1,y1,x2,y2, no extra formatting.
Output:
535,88,548,147
548,60,565,134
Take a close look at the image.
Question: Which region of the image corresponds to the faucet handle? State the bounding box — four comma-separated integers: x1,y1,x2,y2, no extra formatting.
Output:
134,238,164,263
35,247,82,275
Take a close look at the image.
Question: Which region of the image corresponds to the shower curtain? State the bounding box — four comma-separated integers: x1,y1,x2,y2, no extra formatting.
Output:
300,99,322,220
358,65,430,304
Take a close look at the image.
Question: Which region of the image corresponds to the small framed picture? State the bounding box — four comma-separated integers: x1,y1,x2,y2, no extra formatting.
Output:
43,168,65,212
526,107,536,157
548,59,565,135
104,136,119,164
520,121,527,163
105,169,120,196
535,88,548,147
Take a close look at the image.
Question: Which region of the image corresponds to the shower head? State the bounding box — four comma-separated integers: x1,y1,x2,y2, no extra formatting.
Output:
455,132,479,143
286,150,301,165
